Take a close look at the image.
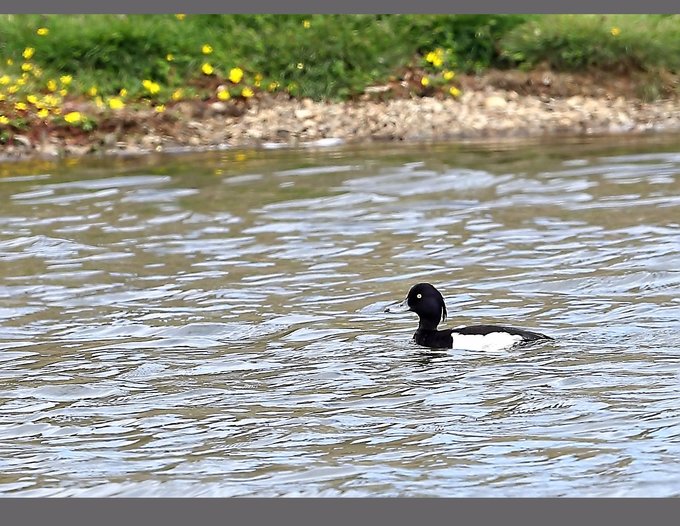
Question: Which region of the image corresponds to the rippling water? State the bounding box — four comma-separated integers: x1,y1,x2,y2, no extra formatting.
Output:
1,135,679,497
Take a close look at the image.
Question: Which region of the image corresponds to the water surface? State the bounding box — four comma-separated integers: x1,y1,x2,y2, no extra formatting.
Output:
1,135,679,496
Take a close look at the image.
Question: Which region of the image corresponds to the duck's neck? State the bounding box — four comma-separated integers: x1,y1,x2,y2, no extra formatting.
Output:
417,317,440,332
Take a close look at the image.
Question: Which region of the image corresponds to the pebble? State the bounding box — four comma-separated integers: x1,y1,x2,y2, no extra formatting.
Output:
209,102,229,115
485,95,508,109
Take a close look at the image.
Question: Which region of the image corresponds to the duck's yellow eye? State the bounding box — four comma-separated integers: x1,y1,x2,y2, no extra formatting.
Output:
416,293,422,299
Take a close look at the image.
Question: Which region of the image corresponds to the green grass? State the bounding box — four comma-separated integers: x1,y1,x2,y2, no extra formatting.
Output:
0,14,678,106
501,14,680,72
0,14,531,101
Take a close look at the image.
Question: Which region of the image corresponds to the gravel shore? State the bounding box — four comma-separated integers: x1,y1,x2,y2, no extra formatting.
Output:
3,80,680,161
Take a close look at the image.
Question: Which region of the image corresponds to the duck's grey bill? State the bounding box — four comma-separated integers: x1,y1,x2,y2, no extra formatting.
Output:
385,298,410,313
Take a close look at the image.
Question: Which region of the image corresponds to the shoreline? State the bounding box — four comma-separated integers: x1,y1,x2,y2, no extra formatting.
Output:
3,71,680,163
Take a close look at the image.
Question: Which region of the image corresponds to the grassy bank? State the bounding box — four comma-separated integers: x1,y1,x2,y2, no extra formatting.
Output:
0,15,530,99
0,14,679,137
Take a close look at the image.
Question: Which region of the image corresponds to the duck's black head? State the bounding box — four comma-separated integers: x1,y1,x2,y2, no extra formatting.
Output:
385,282,447,330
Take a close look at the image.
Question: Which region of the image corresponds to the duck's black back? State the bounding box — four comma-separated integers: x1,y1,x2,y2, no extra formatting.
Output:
452,324,551,341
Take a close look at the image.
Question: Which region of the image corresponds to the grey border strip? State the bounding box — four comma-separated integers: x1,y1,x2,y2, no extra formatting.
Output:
2,498,680,526
0,2,678,14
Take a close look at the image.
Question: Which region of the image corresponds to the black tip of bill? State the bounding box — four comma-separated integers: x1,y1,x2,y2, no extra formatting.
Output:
385,298,410,314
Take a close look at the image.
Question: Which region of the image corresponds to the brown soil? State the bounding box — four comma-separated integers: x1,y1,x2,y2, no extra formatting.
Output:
464,67,679,100
359,67,679,102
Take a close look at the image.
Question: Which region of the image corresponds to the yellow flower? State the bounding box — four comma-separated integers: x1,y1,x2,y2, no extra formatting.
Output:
228,67,243,83
60,75,72,85
142,79,160,94
64,111,81,123
108,97,124,110
303,20,311,29
202,63,214,75
449,86,461,97
171,89,183,101
443,70,455,81
88,86,98,97
217,88,231,101
26,94,38,104
17,77,26,86
21,62,33,72
15,102,27,111
296,63,304,70
52,108,61,115
425,49,444,68
95,96,104,109
421,76,430,87
6,59,13,65
47,79,57,91
8,85,18,94
59,89,67,96
267,81,279,91
175,14,185,21
37,27,49,36
611,26,621,37
241,87,254,98
155,104,166,113
119,88,128,97
235,153,247,162
0,93,4,101
0,75,10,85
37,108,49,118
43,94,60,107
0,116,9,125
166,53,174,62
201,44,213,55
23,47,35,60
32,67,42,77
